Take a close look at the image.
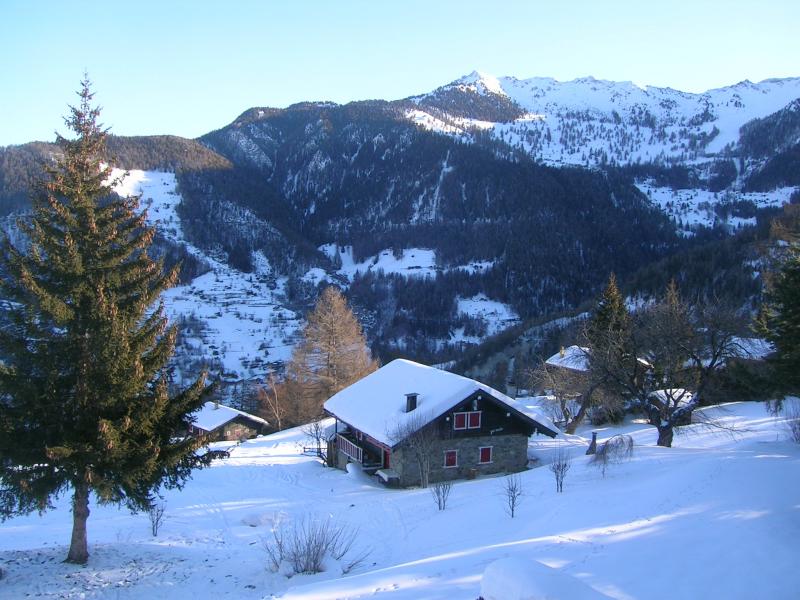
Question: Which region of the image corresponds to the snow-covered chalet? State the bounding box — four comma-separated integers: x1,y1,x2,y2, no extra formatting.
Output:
188,401,268,442
323,359,559,487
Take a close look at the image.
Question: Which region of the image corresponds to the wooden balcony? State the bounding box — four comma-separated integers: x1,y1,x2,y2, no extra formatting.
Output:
336,433,363,463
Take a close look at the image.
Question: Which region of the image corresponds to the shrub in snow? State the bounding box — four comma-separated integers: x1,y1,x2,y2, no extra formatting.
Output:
782,398,800,443
589,434,634,477
263,516,368,576
430,480,453,510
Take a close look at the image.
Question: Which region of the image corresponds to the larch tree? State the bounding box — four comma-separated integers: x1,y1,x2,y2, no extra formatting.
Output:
282,287,377,424
0,79,210,564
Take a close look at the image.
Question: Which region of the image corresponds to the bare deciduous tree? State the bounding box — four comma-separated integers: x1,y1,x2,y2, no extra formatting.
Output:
549,445,572,493
589,282,748,447
257,370,288,431
388,412,438,488
303,420,329,463
148,501,166,537
502,474,523,517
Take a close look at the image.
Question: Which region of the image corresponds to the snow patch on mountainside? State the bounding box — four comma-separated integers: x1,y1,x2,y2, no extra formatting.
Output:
637,183,797,233
112,169,301,382
458,293,520,335
320,245,439,280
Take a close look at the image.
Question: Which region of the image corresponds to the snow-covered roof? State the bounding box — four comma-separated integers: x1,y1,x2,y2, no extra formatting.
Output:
730,337,774,361
649,389,694,407
545,346,589,372
191,401,268,432
323,359,559,446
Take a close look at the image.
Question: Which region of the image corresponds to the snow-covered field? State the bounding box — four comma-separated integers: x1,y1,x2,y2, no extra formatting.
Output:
1,402,797,599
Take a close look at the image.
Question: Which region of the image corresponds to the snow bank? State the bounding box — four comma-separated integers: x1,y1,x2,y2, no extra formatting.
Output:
481,557,610,600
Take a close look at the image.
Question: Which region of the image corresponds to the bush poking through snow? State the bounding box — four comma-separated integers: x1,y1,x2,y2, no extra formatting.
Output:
263,516,368,576
590,434,634,477
148,502,166,537
549,445,572,493
502,474,523,518
782,399,800,443
430,480,452,511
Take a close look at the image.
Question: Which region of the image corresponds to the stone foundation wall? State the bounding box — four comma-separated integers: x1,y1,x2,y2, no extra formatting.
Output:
393,434,529,487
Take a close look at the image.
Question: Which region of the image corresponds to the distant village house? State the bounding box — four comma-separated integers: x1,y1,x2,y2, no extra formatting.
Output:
188,401,268,442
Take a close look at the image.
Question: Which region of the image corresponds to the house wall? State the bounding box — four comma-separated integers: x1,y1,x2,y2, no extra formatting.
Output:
219,417,259,441
393,433,529,487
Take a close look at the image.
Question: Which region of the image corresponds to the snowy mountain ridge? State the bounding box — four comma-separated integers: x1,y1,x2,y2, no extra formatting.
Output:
410,71,800,167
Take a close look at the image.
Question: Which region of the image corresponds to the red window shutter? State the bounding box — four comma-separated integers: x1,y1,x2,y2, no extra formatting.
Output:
468,411,481,429
444,450,458,467
479,447,492,464
454,413,467,430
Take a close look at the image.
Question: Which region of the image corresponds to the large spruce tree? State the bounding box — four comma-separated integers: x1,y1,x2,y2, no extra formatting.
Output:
0,79,209,564
759,246,800,398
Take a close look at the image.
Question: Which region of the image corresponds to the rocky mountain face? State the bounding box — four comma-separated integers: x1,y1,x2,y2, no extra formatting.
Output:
1,73,798,389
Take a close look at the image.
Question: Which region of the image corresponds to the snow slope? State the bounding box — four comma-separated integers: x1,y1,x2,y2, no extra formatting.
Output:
1,402,797,599
111,169,302,382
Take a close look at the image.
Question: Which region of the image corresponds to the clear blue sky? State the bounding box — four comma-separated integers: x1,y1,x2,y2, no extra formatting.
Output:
1,0,798,146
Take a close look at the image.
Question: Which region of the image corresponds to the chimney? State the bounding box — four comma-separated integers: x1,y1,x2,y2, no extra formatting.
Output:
405,393,418,412
214,400,219,410
559,346,566,358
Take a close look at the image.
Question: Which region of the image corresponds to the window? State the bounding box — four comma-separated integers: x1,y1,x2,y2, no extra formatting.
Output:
468,411,482,429
479,446,493,464
454,412,467,430
453,411,482,430
444,450,458,468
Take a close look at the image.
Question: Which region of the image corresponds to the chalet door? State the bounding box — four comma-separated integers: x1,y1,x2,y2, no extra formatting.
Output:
383,449,391,469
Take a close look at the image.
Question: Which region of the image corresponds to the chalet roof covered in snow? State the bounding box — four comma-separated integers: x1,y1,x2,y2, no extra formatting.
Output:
730,337,774,361
545,345,589,372
191,401,268,432
324,359,559,446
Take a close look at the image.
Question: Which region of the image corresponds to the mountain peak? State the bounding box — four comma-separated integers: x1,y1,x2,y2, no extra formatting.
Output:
451,70,506,97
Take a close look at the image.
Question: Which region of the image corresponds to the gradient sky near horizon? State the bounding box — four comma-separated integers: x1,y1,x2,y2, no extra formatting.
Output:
1,0,798,146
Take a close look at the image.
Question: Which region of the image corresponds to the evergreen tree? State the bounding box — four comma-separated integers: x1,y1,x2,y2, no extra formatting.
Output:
0,79,209,564
585,273,630,352
282,287,377,424
759,247,800,398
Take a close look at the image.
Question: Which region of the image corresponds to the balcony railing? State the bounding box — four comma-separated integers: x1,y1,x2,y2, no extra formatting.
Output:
336,433,363,463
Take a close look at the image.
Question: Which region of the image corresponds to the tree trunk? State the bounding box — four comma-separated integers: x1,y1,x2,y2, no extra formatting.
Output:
565,385,599,434
65,480,90,564
656,425,674,448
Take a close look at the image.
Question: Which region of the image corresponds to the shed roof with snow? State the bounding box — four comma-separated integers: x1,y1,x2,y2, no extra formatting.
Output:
545,345,590,372
190,401,268,433
323,359,559,446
